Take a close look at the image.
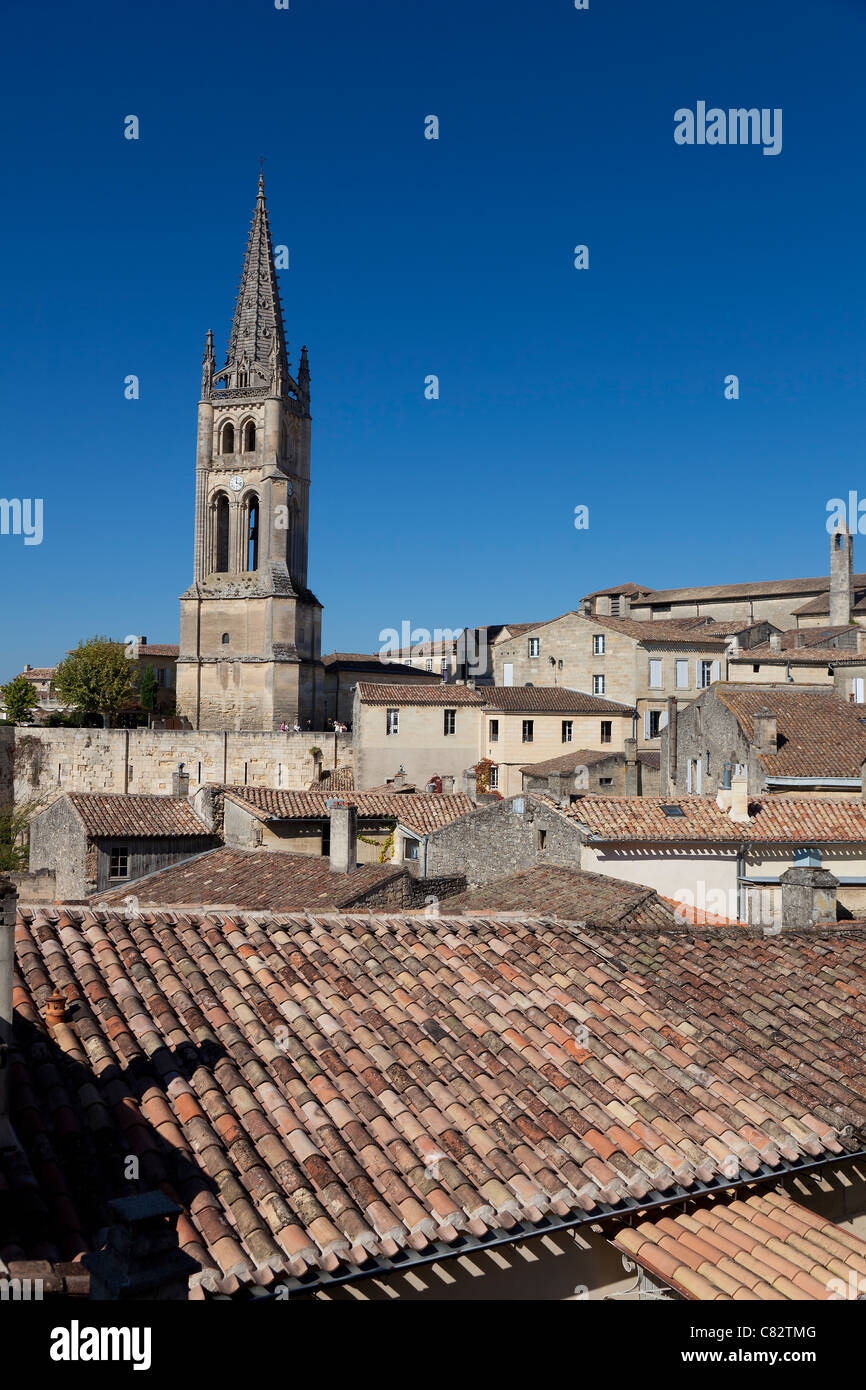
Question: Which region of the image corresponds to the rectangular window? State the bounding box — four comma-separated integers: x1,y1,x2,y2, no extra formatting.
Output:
488,718,499,742
503,663,514,686
647,710,662,738
403,838,420,861
440,660,448,676
425,659,433,671
562,720,573,743
593,634,605,655
537,828,547,851
593,674,605,695
109,846,129,880
697,660,713,688
386,708,399,735
443,709,456,735
649,659,663,689
675,659,689,689
489,765,499,790
528,638,540,658
600,720,612,744
522,719,534,743
599,776,613,786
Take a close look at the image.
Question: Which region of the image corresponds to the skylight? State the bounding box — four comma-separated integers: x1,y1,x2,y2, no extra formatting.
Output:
661,805,686,817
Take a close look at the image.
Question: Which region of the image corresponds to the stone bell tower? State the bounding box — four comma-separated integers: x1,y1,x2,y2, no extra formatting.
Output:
176,173,324,731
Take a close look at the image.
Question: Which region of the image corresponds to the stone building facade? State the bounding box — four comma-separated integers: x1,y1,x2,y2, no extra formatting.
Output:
176,173,324,732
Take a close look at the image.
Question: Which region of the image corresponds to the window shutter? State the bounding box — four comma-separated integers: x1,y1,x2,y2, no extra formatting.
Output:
643,711,651,739
712,660,721,682
659,710,668,730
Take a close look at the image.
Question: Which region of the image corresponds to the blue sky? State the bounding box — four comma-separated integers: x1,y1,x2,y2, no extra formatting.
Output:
2,0,865,679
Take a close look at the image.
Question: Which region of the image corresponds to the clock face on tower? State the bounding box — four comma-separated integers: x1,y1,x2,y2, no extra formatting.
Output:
229,475,244,492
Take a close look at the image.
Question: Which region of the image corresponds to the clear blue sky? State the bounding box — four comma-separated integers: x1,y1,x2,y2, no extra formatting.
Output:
2,0,865,680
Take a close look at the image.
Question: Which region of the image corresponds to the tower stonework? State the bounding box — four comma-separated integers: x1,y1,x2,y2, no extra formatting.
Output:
829,522,854,627
177,174,324,731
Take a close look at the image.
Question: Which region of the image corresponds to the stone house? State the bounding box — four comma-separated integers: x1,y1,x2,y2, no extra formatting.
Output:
661,682,866,799
520,743,660,798
727,625,865,687
126,639,180,714
582,522,865,631
352,681,636,796
321,652,442,728
13,665,62,720
492,609,754,751
27,784,218,898
194,782,474,869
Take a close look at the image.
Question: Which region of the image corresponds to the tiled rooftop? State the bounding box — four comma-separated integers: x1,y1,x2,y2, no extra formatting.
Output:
356,682,483,706
222,786,475,836
716,686,866,778
481,687,635,715
614,1189,866,1300
65,792,209,838
439,865,679,927
519,748,659,777
93,847,406,911
10,907,866,1292
308,767,355,792
567,793,866,842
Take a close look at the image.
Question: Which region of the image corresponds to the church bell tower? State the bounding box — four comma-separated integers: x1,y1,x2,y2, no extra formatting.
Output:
177,173,324,731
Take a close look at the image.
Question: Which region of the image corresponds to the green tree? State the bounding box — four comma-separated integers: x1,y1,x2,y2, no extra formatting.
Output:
139,664,158,714
0,674,38,724
54,636,138,727
0,800,31,871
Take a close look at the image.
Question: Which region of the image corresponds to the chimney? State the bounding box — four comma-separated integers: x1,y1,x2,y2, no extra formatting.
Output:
547,770,568,803
624,737,639,797
440,774,455,794
329,802,357,873
171,763,190,799
392,767,407,790
728,773,750,823
769,633,783,653
0,875,16,1120
23,664,31,672
620,594,631,616
780,865,838,929
830,525,854,627
795,631,806,648
752,708,778,754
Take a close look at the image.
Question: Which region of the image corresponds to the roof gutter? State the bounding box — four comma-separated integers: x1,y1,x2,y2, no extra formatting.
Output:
764,776,860,789
259,1145,866,1300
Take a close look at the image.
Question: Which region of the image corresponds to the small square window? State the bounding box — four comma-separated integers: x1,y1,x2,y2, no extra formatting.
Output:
386,709,399,735
403,838,420,861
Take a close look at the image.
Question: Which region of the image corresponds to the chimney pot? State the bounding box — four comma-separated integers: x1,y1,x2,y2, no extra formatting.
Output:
329,803,358,874
45,991,66,1026
171,763,190,799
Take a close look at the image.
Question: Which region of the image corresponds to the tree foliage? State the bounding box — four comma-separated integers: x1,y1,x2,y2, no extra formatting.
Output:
54,636,138,725
0,799,32,871
139,664,159,713
0,674,38,724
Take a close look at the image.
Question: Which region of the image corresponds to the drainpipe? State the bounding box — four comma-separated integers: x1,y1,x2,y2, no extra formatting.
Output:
421,834,429,877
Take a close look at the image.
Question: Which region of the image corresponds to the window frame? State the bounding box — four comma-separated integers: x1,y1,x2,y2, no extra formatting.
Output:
562,720,573,744
522,719,534,744
386,708,399,736
443,708,456,736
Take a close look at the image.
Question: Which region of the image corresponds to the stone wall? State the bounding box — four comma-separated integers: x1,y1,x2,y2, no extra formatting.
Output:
424,795,582,887
0,726,352,812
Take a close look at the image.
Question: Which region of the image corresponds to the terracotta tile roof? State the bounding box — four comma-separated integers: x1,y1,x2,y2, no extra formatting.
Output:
137,644,179,658
591,615,732,645
222,786,475,835
439,865,679,927
93,847,406,911
520,749,615,776
715,686,866,777
793,589,866,616
18,667,56,680
482,687,635,715
659,897,747,928
635,573,866,605
10,907,866,1291
828,653,866,667
730,627,857,663
65,792,209,838
567,793,866,843
356,682,483,705
614,1189,866,1299
308,767,355,792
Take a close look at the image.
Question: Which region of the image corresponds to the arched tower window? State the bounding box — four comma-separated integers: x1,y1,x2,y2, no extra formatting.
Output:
243,420,256,452
220,422,235,454
221,633,230,645
246,495,259,571
214,494,230,572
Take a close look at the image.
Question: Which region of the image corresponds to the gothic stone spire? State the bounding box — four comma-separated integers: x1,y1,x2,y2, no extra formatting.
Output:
222,171,289,391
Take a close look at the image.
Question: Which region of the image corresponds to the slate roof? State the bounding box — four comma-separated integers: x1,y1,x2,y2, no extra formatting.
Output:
64,793,209,838
221,786,475,836
356,682,483,706
9,907,866,1293
438,865,679,927
567,794,866,843
715,687,866,778
93,847,406,911
481,687,635,716
614,1189,866,1300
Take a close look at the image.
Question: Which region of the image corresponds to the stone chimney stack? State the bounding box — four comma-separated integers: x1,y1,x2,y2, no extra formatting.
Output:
752,708,778,755
830,525,854,627
624,738,639,797
780,866,838,928
171,763,190,799
729,773,750,823
329,803,357,873
769,633,783,653
0,875,17,1120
